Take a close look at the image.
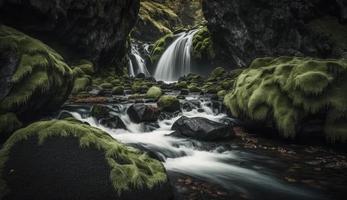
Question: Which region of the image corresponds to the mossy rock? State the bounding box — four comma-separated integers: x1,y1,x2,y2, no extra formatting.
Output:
146,86,162,99
157,95,180,112
0,119,172,199
150,34,175,64
0,25,73,121
188,83,201,92
100,83,113,90
192,27,215,61
224,57,347,143
0,113,22,143
112,86,125,95
176,81,188,89
132,81,149,94
72,75,92,95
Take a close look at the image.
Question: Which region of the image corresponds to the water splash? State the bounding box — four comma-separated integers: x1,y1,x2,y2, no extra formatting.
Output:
128,42,150,77
154,29,199,81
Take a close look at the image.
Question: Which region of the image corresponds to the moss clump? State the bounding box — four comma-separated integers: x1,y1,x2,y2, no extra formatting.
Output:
157,95,180,112
112,86,125,95
224,57,347,142
0,119,168,198
150,33,175,64
188,83,201,92
0,113,22,142
192,27,215,60
146,86,162,99
100,83,113,90
176,81,188,89
0,25,73,118
132,80,149,94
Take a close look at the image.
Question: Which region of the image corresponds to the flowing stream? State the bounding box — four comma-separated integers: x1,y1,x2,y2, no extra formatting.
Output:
154,30,199,81
128,42,150,77
61,96,328,200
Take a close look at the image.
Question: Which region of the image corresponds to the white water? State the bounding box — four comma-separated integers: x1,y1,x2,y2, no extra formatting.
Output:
65,98,324,200
128,43,150,77
154,29,199,81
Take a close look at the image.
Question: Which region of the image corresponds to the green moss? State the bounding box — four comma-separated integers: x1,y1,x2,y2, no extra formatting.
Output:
131,81,149,93
0,113,22,141
188,83,201,92
217,90,227,98
0,25,73,115
150,33,175,64
100,83,113,90
192,27,215,60
176,81,188,89
0,119,167,197
72,76,92,94
146,86,162,99
224,57,347,142
157,95,180,112
112,86,125,95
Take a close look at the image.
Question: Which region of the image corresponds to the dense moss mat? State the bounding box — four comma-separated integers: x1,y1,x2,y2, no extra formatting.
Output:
0,119,168,199
192,26,214,60
150,33,175,64
0,25,73,121
224,57,347,142
71,60,94,94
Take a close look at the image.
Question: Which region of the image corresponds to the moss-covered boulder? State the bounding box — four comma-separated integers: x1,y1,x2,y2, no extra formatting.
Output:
0,25,73,124
224,57,347,143
71,60,94,95
112,86,125,95
157,96,181,112
146,86,162,99
0,119,172,199
0,113,22,143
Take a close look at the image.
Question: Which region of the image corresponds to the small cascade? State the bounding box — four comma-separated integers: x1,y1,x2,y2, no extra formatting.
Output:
128,42,150,77
154,29,199,82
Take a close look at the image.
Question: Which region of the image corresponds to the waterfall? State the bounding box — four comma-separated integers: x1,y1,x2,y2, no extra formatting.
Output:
128,42,150,77
154,29,199,82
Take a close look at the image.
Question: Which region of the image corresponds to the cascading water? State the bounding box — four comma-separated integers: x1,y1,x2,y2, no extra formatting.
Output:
61,96,327,200
154,29,199,82
128,42,150,77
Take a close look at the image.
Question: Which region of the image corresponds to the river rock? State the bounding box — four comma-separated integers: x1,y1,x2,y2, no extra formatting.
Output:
171,116,233,141
127,104,160,123
157,95,181,112
0,119,172,200
0,0,140,69
91,105,126,129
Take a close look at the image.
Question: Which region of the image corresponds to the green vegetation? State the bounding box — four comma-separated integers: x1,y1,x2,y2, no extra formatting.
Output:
0,25,73,118
0,119,167,197
192,26,215,60
151,33,175,64
157,95,180,112
0,113,22,141
224,57,347,142
112,86,125,95
139,0,180,36
146,86,162,99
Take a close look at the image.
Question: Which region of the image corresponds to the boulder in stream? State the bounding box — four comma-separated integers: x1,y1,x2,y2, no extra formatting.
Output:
171,116,233,141
127,104,160,123
0,119,172,200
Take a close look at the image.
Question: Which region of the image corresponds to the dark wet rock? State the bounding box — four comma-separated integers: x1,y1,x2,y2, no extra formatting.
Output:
0,0,140,69
180,89,189,95
144,122,160,132
177,95,186,100
136,73,146,79
159,111,181,121
182,100,201,112
171,116,233,141
127,104,160,123
202,0,347,68
90,105,126,129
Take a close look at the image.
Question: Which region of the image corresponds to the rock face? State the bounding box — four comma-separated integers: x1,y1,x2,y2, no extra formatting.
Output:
0,25,73,123
127,104,160,123
0,119,172,200
171,116,232,141
202,0,347,68
0,0,140,68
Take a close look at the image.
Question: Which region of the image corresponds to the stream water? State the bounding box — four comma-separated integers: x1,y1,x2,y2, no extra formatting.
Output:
59,95,336,200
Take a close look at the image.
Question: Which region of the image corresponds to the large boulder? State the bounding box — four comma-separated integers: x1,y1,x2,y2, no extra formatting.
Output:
0,0,140,69
0,25,73,136
0,119,172,200
202,0,347,68
171,116,233,141
224,57,347,143
127,104,160,123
